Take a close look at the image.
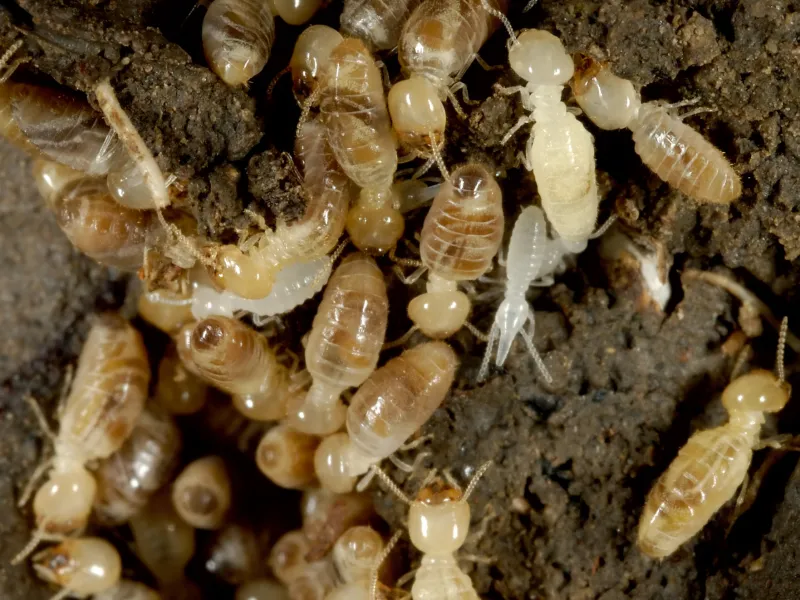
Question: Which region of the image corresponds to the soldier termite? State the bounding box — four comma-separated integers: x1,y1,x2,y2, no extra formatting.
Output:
637,319,791,558
171,455,233,529
572,55,742,204
202,0,276,87
340,0,422,53
286,253,390,435
33,537,122,600
13,314,149,564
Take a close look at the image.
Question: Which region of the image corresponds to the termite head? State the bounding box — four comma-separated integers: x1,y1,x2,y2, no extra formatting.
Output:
409,480,469,555
290,25,344,101
509,30,574,87
722,369,791,414
172,456,232,530
33,537,122,595
387,76,446,152
33,463,96,535
408,290,471,339
207,244,277,300
493,297,530,367
571,53,641,130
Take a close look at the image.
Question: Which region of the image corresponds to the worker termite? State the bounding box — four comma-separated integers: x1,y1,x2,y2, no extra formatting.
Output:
289,26,344,102
269,530,312,585
287,252,389,435
313,341,458,492
33,537,122,600
637,319,791,558
318,38,403,255
14,314,149,563
154,344,210,416
202,0,276,87
256,423,320,489
340,0,421,52
93,404,183,526
130,492,196,586
486,16,599,246
301,489,375,560
370,461,494,600
172,455,232,529
178,316,290,421
572,55,742,204
270,0,323,25
95,580,162,600
388,0,508,158
203,523,261,585
402,163,505,339
236,579,290,600
332,525,385,584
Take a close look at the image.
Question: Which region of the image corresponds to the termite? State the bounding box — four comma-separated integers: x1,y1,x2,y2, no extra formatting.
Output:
33,537,122,600
340,0,422,52
154,344,210,416
236,579,290,600
0,82,38,152
370,461,494,600
572,55,742,204
486,14,599,246
290,26,345,102
313,341,458,493
270,0,322,25
268,529,338,599
138,288,195,335
319,38,403,255
328,525,391,600
637,319,791,558
256,423,320,489
202,0,276,87
301,489,375,560
171,455,232,530
287,252,389,435
403,162,504,340
95,580,162,600
388,0,508,159
13,314,149,563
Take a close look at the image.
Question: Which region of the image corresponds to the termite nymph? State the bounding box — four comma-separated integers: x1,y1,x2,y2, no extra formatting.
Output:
203,0,276,87
572,55,742,204
637,319,791,558
287,253,389,435
332,525,385,584
290,26,345,102
171,456,232,529
340,0,422,52
33,537,122,600
256,423,320,489
269,530,311,585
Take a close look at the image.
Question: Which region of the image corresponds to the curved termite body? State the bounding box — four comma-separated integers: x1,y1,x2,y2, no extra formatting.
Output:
572,56,742,204
409,163,504,339
332,525,384,583
10,84,121,175
499,29,598,245
25,314,149,546
287,253,389,435
340,0,422,52
95,580,162,600
155,344,210,415
171,455,232,529
33,537,122,598
93,405,182,526
256,423,320,489
130,492,196,585
202,0,276,87
320,38,402,255
271,0,323,25
290,26,345,102
203,523,261,585
638,345,791,557
314,433,357,493
44,176,154,271
179,316,289,421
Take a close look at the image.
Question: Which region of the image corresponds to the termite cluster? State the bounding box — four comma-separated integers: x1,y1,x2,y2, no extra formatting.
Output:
5,0,794,597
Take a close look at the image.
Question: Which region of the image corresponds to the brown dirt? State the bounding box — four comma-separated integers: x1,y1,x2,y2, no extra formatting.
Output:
2,0,800,599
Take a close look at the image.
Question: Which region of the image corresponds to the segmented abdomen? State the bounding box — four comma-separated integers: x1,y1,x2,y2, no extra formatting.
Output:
505,206,548,295
637,425,755,558
632,105,742,204
305,253,389,388
420,163,504,281
412,555,479,600
341,0,422,51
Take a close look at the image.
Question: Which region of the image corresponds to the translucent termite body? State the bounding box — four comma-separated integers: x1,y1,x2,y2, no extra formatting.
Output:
20,315,149,555
320,38,403,255
95,580,162,600
93,404,182,526
0,83,38,152
340,0,421,52
271,0,323,25
130,492,196,586
33,537,122,599
572,56,742,204
202,0,276,87
388,0,507,155
496,28,598,245
171,455,232,529
287,253,389,435
178,316,289,421
154,344,210,416
637,328,790,558
256,423,320,489
207,116,349,300
290,26,345,102
332,525,384,584
408,163,504,339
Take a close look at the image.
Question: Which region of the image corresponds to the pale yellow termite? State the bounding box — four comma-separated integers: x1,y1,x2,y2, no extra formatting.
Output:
270,0,323,25
572,55,742,204
287,252,389,435
33,537,122,600
256,422,320,489
171,455,232,530
290,26,345,102
637,319,791,557
154,344,210,416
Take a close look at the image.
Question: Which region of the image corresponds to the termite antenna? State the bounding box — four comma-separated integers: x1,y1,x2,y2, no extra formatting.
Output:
463,461,492,501
370,465,412,505
296,87,322,139
17,456,53,508
523,0,539,12
777,317,788,384
370,530,402,600
23,395,57,441
480,0,517,45
267,65,291,103
428,131,450,181
10,526,60,565
589,214,618,239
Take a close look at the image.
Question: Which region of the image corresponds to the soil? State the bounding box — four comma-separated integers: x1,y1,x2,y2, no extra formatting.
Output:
1,0,800,599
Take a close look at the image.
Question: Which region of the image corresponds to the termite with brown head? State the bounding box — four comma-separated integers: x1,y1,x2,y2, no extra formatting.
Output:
171,455,233,530
33,537,122,600
340,0,422,53
637,319,791,558
369,461,494,600
388,0,509,161
572,55,742,204
13,314,150,564
286,252,390,435
203,0,276,87
313,341,459,494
